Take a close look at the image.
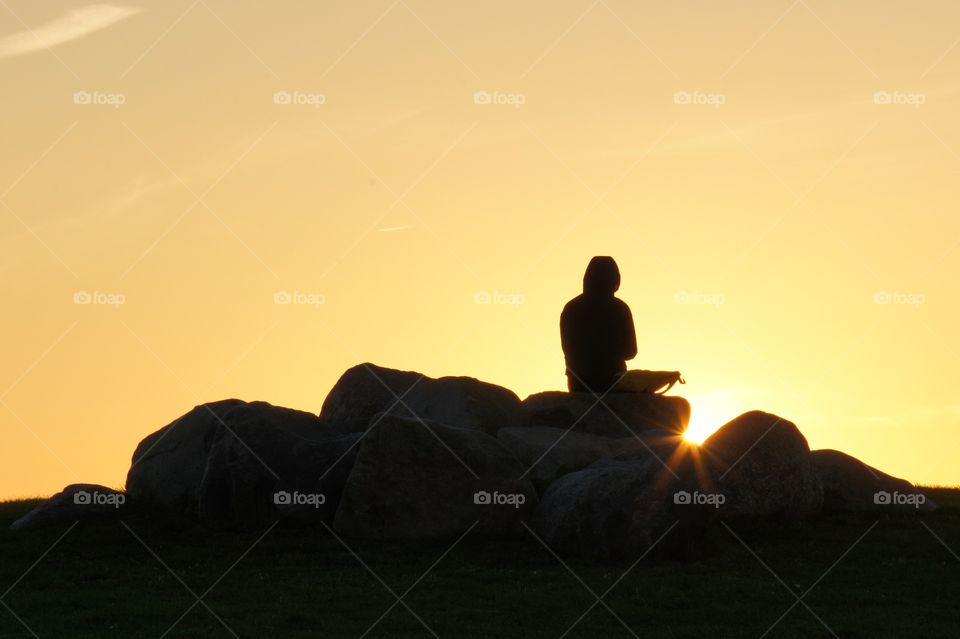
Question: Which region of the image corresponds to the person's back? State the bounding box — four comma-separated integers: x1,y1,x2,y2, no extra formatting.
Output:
560,256,637,393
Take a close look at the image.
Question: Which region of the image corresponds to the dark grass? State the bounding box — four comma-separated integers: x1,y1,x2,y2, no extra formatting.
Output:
1,488,959,638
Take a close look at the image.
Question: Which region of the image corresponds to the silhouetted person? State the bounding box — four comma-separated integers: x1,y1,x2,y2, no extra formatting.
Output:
560,256,637,393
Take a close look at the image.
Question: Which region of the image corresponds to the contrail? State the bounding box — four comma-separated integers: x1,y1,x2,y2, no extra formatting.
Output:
0,4,141,59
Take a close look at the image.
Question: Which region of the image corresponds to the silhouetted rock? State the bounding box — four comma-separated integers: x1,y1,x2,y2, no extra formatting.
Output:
532,432,704,559
702,411,823,517
96,363,935,550
199,421,360,529
126,400,329,510
522,391,690,437
126,399,241,508
497,426,650,493
320,363,523,436
9,484,126,531
812,449,937,513
334,413,537,540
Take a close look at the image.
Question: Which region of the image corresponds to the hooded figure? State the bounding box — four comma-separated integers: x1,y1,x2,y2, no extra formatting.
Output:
560,256,637,393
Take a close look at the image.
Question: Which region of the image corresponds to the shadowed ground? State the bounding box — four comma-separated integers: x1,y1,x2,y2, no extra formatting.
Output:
1,488,958,638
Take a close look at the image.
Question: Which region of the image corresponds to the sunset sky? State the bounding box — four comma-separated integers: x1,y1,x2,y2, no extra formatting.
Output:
2,0,959,498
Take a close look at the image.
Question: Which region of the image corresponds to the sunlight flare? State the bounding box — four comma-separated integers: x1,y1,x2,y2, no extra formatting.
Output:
682,390,742,445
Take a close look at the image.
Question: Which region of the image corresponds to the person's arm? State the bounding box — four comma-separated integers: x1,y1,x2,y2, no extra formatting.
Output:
560,303,572,359
621,302,638,361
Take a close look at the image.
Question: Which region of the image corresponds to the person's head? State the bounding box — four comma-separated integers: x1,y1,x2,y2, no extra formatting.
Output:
582,256,620,295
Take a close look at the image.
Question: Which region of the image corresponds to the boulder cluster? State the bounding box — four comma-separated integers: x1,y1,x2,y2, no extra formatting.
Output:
11,363,936,558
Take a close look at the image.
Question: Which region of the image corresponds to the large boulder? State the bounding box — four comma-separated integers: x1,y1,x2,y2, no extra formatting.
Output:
521,391,690,438
126,400,332,510
198,422,361,529
812,449,937,513
701,411,823,518
532,432,708,559
334,413,537,540
9,484,126,531
497,426,652,493
126,399,242,508
320,363,523,437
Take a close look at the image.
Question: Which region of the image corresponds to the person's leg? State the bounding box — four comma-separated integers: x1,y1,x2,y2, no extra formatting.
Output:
570,374,623,395
607,373,632,393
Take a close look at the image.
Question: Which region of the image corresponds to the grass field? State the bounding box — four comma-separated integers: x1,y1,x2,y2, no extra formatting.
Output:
1,488,959,638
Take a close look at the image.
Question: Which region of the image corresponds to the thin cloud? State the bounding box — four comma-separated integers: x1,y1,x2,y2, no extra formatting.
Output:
0,4,141,59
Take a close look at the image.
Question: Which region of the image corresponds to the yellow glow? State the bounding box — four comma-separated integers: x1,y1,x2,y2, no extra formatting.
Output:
682,391,743,445
683,427,709,446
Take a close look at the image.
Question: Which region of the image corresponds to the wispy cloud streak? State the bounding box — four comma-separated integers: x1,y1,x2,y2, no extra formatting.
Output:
0,4,140,59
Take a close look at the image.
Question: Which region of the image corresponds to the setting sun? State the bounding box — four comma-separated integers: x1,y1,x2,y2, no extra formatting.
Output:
681,390,746,445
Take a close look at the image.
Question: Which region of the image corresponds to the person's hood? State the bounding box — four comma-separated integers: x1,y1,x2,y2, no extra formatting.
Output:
582,256,620,295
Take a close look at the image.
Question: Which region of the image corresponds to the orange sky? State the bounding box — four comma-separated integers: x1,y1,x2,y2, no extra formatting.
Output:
2,0,959,498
